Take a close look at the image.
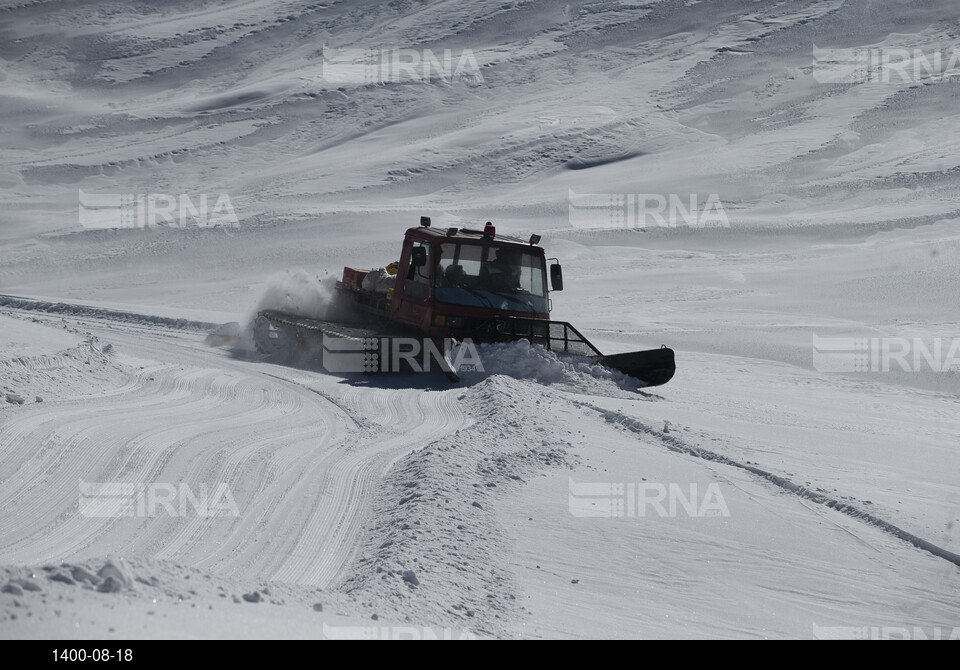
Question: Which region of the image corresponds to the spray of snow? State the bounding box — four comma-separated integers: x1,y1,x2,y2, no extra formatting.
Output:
253,270,341,320
235,270,356,353
454,340,641,393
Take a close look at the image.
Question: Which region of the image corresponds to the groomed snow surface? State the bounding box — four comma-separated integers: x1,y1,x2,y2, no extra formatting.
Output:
1,0,960,640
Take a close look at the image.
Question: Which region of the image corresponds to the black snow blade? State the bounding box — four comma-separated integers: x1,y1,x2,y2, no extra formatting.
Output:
601,346,676,388
476,317,676,388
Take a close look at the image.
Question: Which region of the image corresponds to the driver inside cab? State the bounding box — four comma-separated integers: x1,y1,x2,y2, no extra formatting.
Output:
483,248,522,292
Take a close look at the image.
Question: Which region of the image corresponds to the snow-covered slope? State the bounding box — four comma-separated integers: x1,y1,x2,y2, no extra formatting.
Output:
1,0,959,639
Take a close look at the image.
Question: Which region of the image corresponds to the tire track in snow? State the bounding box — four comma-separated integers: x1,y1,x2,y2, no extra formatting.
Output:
264,382,469,586
0,354,338,575
0,366,287,564
580,401,960,570
0,313,470,590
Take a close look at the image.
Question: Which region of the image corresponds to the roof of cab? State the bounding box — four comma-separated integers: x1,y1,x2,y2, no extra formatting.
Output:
405,225,538,248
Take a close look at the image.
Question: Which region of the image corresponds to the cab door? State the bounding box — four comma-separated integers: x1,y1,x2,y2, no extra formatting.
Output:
392,238,433,330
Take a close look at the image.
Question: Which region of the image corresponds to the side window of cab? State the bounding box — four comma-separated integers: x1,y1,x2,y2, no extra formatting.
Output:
403,242,431,299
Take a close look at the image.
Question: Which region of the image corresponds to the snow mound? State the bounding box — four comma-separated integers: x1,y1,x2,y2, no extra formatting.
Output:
455,340,643,394
0,557,391,640
337,375,577,637
0,314,128,408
